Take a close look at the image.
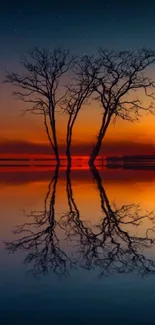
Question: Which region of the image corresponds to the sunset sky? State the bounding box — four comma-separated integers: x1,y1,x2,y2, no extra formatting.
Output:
1,0,155,157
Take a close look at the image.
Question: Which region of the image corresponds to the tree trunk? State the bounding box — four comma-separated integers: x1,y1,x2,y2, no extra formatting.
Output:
51,115,60,166
66,146,72,168
54,146,60,165
66,129,72,168
89,115,111,166
66,113,74,168
89,136,102,165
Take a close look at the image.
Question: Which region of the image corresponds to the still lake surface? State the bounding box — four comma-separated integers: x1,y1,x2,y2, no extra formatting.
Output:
1,165,155,324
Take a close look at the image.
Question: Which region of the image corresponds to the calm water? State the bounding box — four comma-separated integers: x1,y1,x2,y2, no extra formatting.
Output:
1,166,155,324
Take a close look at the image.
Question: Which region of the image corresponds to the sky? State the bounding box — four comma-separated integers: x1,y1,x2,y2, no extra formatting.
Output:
1,0,155,157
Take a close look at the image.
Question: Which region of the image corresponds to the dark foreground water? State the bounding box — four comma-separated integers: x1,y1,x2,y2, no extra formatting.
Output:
1,166,155,324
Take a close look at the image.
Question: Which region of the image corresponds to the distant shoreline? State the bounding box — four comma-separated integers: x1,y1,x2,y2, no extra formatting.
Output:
0,155,155,161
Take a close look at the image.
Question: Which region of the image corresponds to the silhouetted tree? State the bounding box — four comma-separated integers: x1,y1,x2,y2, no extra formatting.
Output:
81,49,155,165
5,47,74,164
62,57,98,167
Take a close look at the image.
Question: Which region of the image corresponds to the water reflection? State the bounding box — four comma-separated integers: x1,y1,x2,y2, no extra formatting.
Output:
5,165,155,277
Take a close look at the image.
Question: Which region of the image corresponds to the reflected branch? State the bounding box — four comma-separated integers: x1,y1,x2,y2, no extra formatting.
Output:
5,165,75,277
60,166,93,243
90,166,155,276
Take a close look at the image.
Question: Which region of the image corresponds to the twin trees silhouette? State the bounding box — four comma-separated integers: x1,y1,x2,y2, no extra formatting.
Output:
4,47,155,165
5,165,155,278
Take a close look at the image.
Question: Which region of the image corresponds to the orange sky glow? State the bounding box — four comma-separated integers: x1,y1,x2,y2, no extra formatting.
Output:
1,83,155,157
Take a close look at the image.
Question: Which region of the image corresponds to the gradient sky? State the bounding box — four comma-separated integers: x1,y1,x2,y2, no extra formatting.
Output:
1,0,155,156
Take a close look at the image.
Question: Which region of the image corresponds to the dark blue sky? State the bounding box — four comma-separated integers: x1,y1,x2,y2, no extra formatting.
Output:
1,0,155,67
1,0,155,156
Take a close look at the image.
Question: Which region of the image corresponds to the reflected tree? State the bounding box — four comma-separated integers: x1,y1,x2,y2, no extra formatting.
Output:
89,166,155,276
5,166,155,277
60,166,94,245
62,166,155,276
5,165,75,277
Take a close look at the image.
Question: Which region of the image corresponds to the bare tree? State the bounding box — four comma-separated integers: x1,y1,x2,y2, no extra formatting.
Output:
4,47,74,165
81,49,155,165
62,57,98,167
